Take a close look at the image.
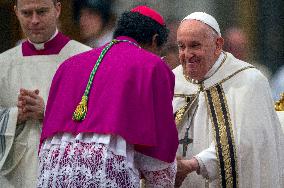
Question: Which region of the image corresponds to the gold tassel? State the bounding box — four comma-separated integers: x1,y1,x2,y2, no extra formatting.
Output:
72,96,88,121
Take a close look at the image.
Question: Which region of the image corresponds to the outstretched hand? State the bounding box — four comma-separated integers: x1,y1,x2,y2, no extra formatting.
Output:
17,88,45,124
175,157,200,188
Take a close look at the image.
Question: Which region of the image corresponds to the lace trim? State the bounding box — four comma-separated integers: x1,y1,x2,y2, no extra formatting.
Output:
37,142,139,187
38,139,176,188
140,160,176,188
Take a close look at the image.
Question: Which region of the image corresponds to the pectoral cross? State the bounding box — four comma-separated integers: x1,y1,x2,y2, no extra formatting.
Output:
179,127,193,157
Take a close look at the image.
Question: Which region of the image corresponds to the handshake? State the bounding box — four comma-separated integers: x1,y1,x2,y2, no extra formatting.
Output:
175,157,200,188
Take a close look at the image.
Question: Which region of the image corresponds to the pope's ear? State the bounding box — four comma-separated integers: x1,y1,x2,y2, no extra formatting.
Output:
215,37,224,54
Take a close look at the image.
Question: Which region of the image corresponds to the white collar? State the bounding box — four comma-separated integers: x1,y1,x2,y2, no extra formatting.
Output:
28,29,58,50
204,52,224,79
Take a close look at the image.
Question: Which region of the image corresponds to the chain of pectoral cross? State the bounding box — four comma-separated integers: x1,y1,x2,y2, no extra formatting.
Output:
178,95,199,157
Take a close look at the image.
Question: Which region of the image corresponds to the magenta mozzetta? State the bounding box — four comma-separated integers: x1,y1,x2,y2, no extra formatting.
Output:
40,36,178,163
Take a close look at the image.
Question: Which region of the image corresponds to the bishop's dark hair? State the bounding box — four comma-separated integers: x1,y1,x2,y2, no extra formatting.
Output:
113,12,169,47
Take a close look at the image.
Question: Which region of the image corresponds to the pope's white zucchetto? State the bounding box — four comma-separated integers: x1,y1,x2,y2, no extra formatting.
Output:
182,12,221,36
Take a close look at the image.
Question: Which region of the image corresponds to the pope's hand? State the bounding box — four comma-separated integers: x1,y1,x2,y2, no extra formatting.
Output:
175,157,200,188
17,88,45,124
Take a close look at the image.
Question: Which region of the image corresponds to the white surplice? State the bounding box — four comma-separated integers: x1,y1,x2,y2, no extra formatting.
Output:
0,40,91,188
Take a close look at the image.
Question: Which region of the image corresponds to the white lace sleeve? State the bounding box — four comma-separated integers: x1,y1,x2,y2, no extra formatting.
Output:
135,151,177,188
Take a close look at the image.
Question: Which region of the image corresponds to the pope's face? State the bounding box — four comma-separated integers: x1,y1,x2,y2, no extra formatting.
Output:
177,20,222,81
15,0,61,43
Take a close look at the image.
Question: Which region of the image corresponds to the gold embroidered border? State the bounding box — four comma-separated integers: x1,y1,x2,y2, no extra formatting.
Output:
206,66,255,91
174,94,196,127
174,94,196,98
275,93,284,111
205,85,238,188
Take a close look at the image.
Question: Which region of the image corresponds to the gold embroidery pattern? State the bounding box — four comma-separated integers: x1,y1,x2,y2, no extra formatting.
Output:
206,66,255,91
175,102,190,126
275,93,284,111
205,85,238,188
174,94,196,127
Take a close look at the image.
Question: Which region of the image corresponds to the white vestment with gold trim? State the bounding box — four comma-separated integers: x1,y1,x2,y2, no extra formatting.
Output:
173,52,284,188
